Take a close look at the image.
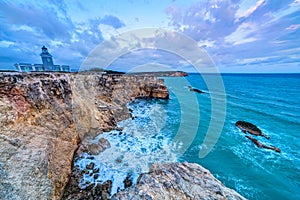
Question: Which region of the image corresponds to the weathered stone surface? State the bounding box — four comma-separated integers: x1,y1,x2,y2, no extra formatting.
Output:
112,162,245,200
71,74,169,139
0,73,78,200
0,72,169,200
86,138,111,155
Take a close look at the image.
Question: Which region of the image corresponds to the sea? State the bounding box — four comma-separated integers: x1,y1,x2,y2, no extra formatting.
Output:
76,73,300,200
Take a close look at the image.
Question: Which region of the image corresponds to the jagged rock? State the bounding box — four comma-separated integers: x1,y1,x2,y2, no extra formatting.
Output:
61,167,111,200
235,121,269,139
123,174,133,189
86,138,111,155
112,162,245,200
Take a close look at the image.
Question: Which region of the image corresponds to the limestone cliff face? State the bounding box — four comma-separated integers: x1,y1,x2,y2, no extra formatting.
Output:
71,74,169,139
0,72,168,200
0,73,78,200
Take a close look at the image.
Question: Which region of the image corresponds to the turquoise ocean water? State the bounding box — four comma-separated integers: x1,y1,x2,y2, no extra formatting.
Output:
174,74,300,200
76,73,300,199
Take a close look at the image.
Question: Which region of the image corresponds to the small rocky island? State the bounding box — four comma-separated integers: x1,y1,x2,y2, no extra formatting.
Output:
235,121,280,153
0,72,244,200
235,121,269,139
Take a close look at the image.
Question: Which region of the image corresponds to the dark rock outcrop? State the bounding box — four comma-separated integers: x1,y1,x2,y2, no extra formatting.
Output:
245,136,281,153
235,121,269,139
112,162,245,200
235,121,280,153
188,86,206,94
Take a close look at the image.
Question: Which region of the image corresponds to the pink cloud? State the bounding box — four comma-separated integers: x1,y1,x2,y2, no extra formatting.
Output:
286,24,300,31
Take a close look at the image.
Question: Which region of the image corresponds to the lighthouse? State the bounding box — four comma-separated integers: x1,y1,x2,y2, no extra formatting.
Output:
40,46,54,71
14,46,70,72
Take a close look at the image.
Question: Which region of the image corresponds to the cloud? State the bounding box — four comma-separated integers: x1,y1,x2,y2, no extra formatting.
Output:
0,0,299,72
224,22,258,45
79,28,217,73
197,40,216,48
99,15,125,29
165,0,239,41
0,1,73,40
0,1,115,70
285,24,300,30
165,0,300,72
235,0,265,21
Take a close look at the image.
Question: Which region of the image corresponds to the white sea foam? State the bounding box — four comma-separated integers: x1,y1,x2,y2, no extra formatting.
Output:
75,99,177,195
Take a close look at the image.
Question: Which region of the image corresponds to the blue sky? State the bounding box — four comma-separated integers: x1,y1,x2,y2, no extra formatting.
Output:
0,0,299,72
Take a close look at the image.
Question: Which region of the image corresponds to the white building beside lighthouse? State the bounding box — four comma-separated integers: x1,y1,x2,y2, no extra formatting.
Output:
15,46,70,72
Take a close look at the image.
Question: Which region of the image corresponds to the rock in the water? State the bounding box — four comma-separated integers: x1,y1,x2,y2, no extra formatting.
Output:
87,138,111,155
123,174,133,189
235,121,269,139
245,135,281,153
188,86,206,94
112,162,246,200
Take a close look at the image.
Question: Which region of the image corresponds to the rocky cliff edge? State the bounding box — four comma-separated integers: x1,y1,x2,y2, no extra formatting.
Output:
0,72,168,200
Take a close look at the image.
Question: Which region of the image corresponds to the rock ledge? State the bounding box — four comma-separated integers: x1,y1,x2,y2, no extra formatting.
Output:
112,162,245,200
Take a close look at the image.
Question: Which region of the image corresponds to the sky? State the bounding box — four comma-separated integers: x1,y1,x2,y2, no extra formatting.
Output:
0,0,299,73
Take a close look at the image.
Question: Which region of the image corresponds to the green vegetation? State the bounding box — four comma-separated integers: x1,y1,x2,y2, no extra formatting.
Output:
84,67,125,74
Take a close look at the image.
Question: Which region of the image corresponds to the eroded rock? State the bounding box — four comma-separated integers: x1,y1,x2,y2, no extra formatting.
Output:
86,138,111,155
0,73,79,200
112,162,245,200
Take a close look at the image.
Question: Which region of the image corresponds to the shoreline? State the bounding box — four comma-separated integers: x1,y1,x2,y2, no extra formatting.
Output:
0,72,244,200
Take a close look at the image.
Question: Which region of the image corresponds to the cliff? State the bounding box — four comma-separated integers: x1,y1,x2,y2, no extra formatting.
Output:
0,72,243,200
0,73,77,200
0,72,168,200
